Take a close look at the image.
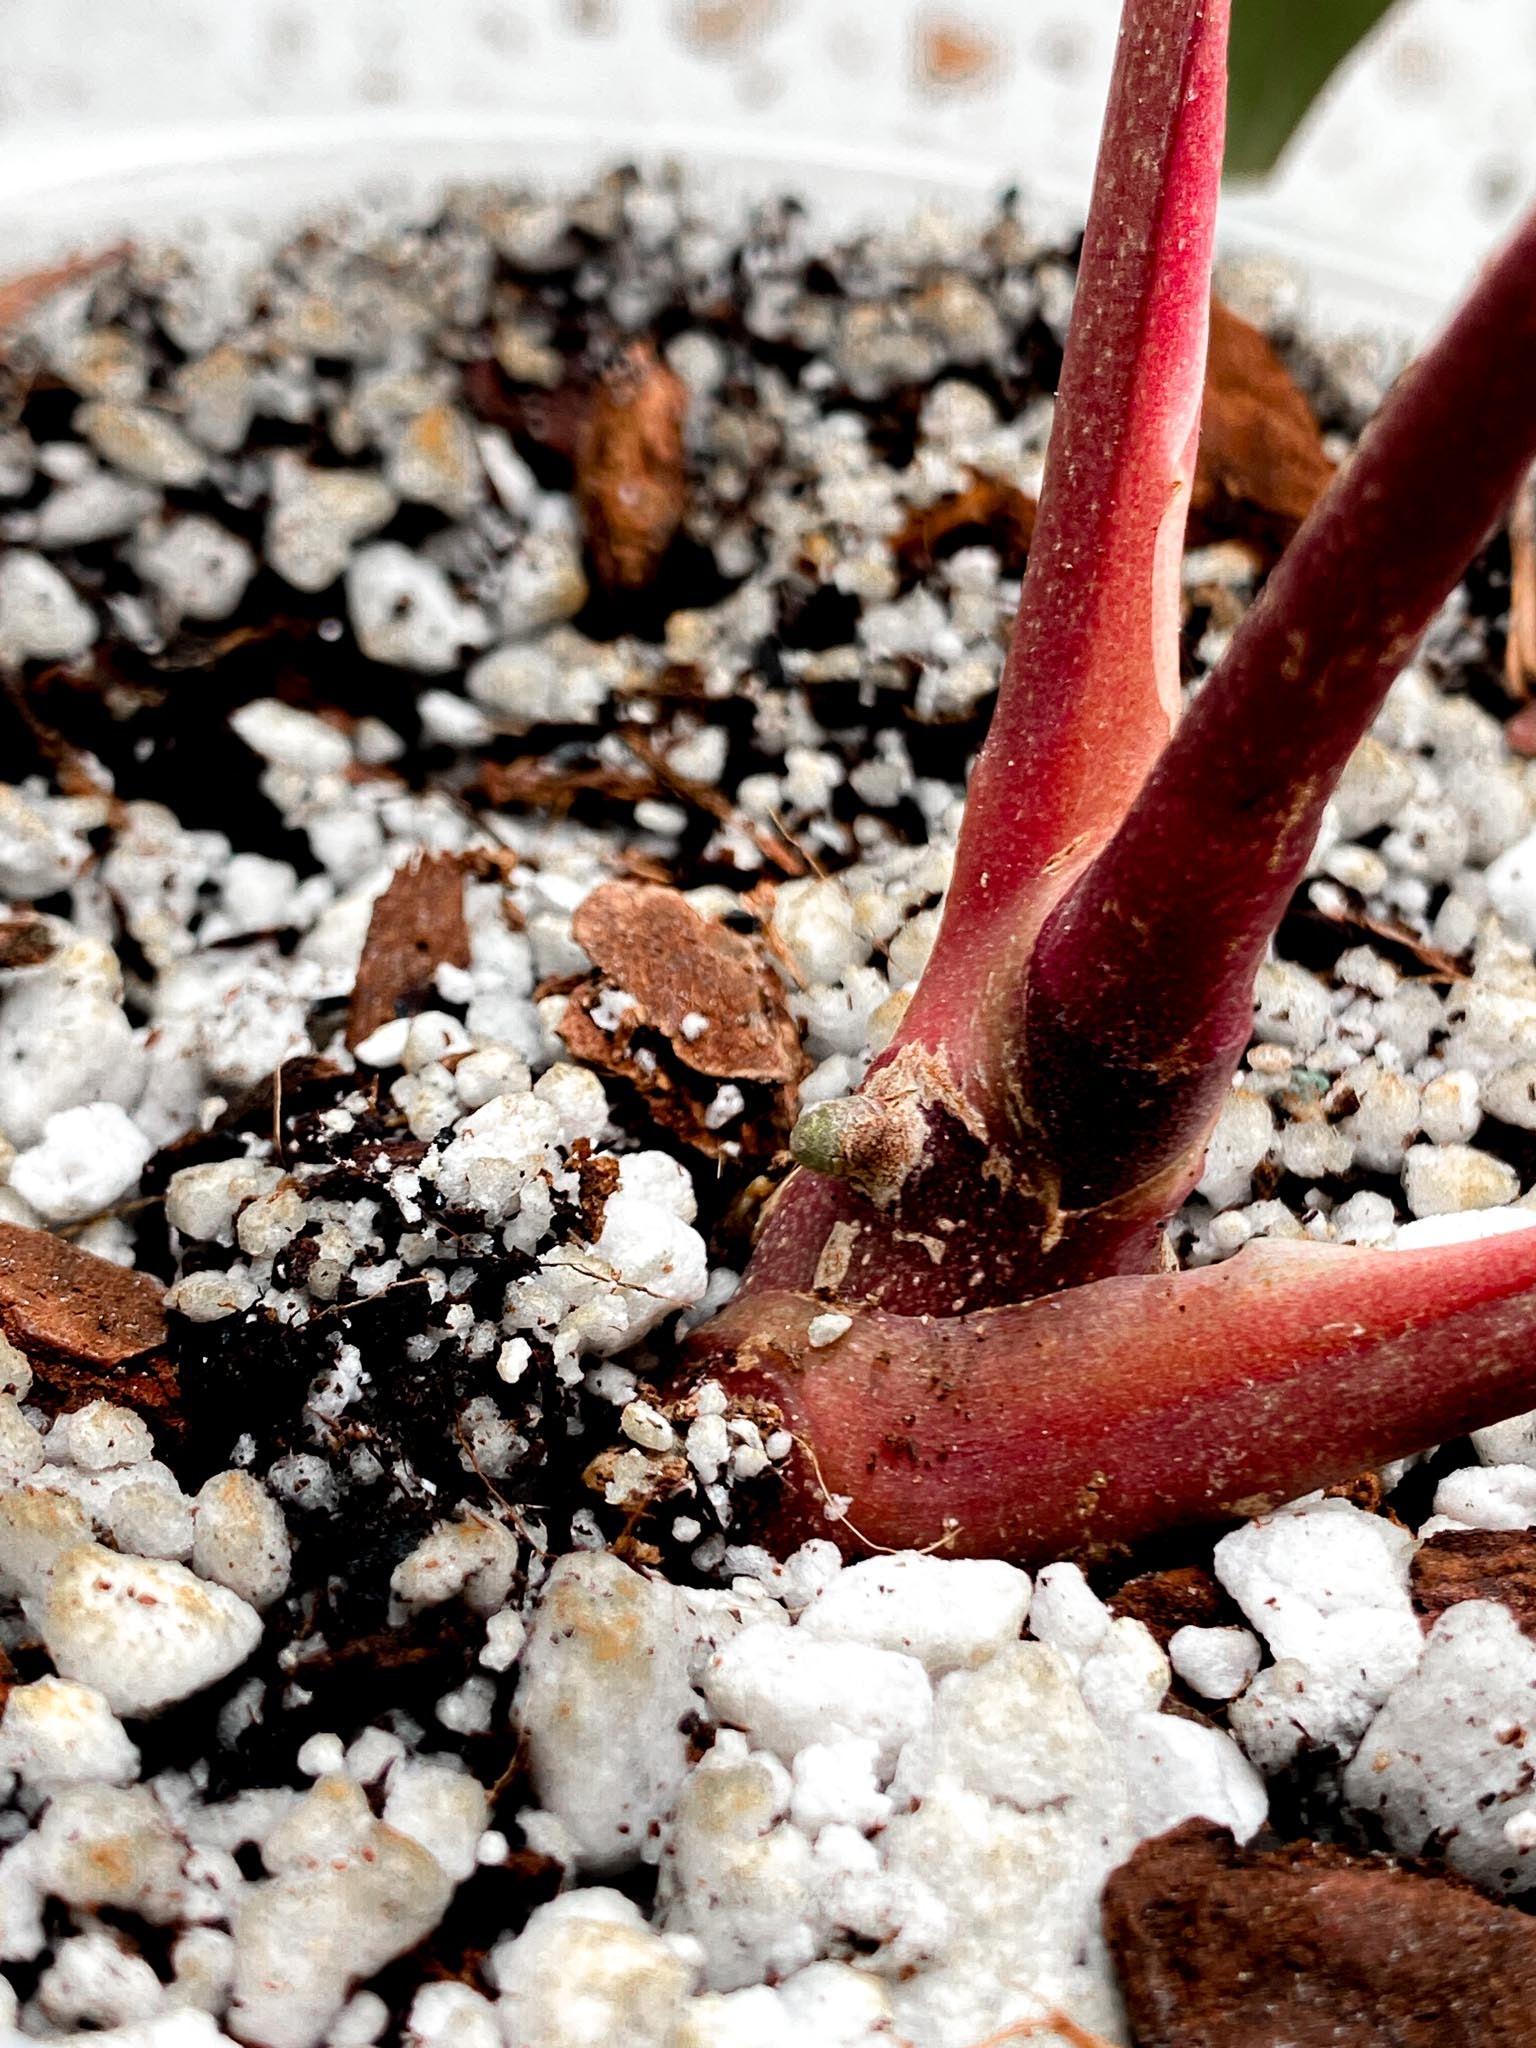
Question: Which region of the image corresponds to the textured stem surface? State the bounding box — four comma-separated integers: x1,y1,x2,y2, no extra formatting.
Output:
694,1225,1536,1563
905,0,1228,1077
1027,203,1536,1210
749,0,1229,1314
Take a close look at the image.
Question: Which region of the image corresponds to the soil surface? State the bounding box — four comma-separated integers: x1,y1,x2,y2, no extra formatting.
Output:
1,171,1535,2047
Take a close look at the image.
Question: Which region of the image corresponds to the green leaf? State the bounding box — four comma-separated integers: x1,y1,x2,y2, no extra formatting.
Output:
1225,0,1399,178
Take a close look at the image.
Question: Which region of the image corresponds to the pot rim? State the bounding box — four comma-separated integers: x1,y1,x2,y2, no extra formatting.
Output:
0,107,1446,345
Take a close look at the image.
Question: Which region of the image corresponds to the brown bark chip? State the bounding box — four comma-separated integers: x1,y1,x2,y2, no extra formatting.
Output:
0,245,129,341
570,883,802,1084
895,475,1037,581
1192,298,1335,560
462,357,590,466
478,755,660,817
1104,1819,1536,2048
576,342,688,591
1411,1527,1536,1640
1287,879,1468,982
1106,1565,1236,1647
569,1139,622,1244
559,881,805,1158
346,852,471,1049
0,915,56,969
0,1221,176,1421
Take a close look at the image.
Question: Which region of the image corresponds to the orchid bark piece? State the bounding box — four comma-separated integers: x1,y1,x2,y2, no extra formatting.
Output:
686,0,1536,1565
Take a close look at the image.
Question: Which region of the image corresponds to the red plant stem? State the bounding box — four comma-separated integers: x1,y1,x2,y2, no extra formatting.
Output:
895,0,1228,1087
1027,204,1536,1210
746,0,1228,1317
692,1225,1536,1563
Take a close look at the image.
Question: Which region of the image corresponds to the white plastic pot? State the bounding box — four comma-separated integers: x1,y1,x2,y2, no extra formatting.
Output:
1,0,1533,344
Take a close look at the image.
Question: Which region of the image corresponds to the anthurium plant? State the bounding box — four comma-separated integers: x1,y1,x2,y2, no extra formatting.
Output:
687,0,1536,1565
